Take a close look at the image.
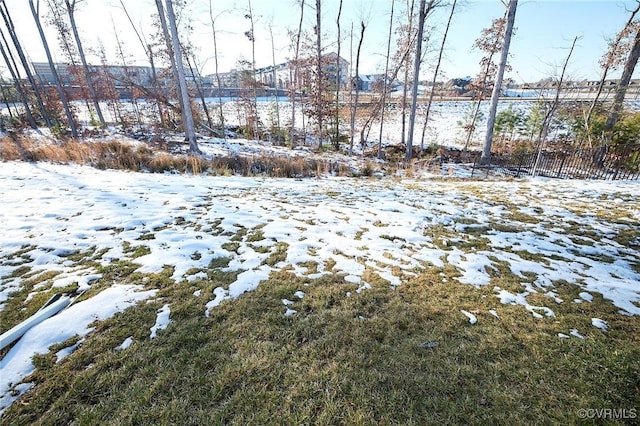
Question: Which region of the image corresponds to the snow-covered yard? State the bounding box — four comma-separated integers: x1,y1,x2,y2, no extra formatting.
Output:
1,160,639,413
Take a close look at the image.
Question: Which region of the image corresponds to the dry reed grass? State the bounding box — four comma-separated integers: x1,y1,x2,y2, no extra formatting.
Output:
0,135,362,178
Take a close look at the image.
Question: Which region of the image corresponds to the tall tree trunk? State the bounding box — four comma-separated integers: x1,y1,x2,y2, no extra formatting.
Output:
65,0,106,127
349,21,365,155
604,26,640,139
406,0,428,160
269,24,281,143
334,0,343,146
119,0,165,126
290,0,304,147
585,2,640,147
155,0,181,105
532,36,578,176
0,0,51,127
378,0,395,159
187,56,214,132
163,0,200,154
111,18,143,127
0,33,37,128
208,3,226,140
0,78,14,119
420,0,456,150
315,0,323,149
47,0,88,120
29,0,78,137
401,0,416,146
147,43,166,126
247,0,259,140
480,0,517,164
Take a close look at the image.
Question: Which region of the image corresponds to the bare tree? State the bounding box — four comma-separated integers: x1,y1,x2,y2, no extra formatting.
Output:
360,31,418,151
29,0,78,137
118,0,166,127
186,55,214,132
420,0,456,150
114,18,146,126
532,36,578,176
0,31,37,128
161,0,200,154
334,0,343,145
583,2,640,147
63,0,106,127
289,0,305,147
400,0,416,146
269,22,282,142
245,0,259,139
46,0,93,119
604,3,640,140
349,20,365,155
315,0,323,148
378,0,395,159
407,0,441,160
155,0,181,107
481,0,517,164
463,15,506,152
208,3,226,140
0,0,51,126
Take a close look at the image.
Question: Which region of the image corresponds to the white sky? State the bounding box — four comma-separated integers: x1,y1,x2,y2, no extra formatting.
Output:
1,1,639,81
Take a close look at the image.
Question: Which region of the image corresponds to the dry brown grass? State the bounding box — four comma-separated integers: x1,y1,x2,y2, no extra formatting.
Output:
0,135,24,160
0,135,361,178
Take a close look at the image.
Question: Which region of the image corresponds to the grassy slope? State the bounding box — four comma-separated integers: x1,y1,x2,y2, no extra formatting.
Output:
2,261,639,425
1,173,639,425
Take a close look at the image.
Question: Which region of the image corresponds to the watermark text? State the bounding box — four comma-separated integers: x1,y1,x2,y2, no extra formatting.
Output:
577,408,636,420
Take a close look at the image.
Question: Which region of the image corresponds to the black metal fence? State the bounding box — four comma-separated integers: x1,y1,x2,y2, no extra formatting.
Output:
471,144,640,180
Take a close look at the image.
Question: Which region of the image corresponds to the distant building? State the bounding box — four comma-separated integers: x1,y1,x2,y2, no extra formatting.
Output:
31,62,157,89
352,74,400,92
253,52,349,91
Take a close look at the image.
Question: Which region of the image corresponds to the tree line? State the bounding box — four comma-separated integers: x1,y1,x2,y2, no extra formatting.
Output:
0,0,638,161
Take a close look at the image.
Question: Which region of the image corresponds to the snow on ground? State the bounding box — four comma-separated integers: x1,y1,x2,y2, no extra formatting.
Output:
150,304,171,339
0,161,639,413
0,284,156,412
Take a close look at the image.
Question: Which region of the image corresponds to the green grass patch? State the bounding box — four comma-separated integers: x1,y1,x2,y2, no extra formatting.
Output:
221,242,241,253
122,242,151,259
3,265,638,425
265,242,289,267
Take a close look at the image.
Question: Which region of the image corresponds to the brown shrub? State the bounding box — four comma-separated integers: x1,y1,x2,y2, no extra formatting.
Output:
0,136,22,161
1,134,361,178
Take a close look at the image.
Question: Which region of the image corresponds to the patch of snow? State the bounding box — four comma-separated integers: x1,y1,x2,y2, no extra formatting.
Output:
150,304,171,339
356,282,372,294
284,308,297,317
0,285,156,414
579,292,594,302
345,275,361,284
205,287,229,317
591,318,608,331
460,309,478,325
1,161,640,412
55,337,85,362
294,291,305,299
495,289,555,318
115,336,134,351
570,329,585,339
186,271,208,282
